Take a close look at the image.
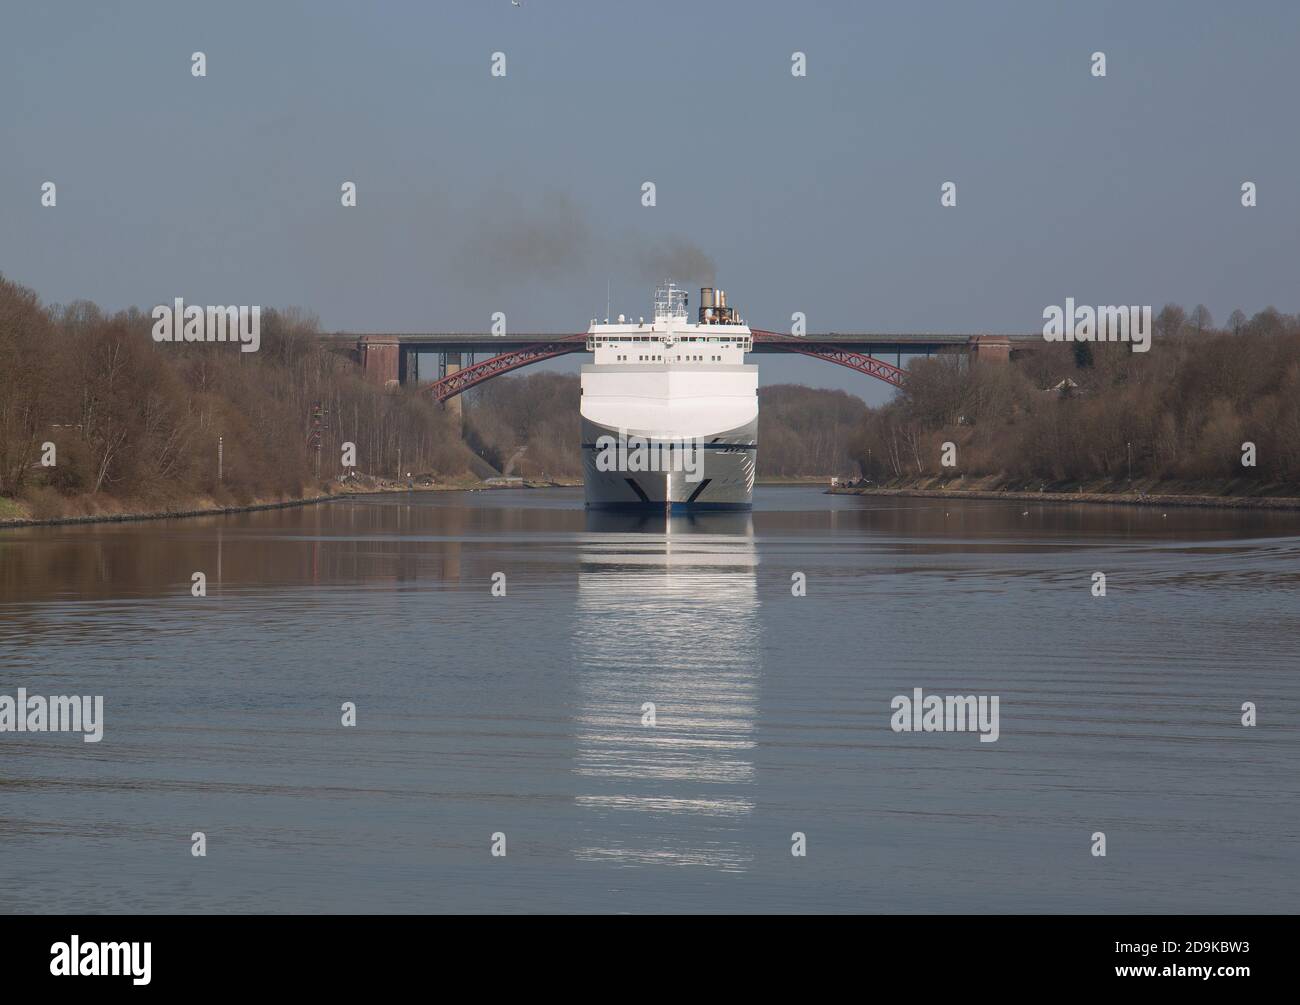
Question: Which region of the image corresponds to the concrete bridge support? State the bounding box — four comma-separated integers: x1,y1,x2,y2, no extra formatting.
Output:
359,336,401,387
441,352,464,423
401,348,420,385
968,335,1012,363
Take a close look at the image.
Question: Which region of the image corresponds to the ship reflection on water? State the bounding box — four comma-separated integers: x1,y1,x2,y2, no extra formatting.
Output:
571,510,760,872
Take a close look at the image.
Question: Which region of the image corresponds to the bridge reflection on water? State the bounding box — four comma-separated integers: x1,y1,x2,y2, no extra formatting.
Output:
572,511,760,872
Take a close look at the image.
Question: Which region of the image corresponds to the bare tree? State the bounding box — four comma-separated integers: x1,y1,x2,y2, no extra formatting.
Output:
1155,304,1187,340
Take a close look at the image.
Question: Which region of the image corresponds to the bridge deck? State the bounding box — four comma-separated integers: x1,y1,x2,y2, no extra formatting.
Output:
329,332,1038,354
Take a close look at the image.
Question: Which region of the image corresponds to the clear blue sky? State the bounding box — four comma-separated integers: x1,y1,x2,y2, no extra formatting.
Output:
3,1,1297,404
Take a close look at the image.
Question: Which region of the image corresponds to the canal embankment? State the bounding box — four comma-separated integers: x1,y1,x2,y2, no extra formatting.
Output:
829,474,1300,511
0,475,581,529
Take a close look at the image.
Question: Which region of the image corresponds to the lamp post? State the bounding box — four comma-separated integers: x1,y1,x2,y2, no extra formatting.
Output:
218,436,223,484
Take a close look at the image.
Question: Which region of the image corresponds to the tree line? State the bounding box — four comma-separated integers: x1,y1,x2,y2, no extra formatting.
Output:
0,275,475,518
852,305,1300,490
10,273,1289,518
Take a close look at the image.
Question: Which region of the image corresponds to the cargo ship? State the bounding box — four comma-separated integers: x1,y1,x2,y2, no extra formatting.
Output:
581,282,757,510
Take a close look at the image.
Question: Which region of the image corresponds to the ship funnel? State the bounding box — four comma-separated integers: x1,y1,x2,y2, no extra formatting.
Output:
699,286,738,324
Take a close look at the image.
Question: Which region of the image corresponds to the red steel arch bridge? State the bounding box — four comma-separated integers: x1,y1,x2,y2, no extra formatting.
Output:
340,330,1036,403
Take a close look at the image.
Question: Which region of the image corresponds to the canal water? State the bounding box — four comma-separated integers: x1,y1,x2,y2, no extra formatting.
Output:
1,487,1297,913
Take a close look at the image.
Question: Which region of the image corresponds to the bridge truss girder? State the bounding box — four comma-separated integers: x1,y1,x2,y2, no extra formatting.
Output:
425,330,908,402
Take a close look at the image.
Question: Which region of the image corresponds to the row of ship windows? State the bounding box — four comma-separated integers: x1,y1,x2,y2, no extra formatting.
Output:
614,355,725,362
592,341,738,349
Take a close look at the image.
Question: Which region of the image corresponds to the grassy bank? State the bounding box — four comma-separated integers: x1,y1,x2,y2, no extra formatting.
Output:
830,474,1300,511
0,475,581,529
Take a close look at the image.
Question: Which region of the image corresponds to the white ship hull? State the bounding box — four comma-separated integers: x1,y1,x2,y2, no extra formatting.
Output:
580,364,758,511
581,415,757,511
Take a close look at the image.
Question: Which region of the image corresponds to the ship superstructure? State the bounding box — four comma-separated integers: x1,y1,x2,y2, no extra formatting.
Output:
580,282,757,510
